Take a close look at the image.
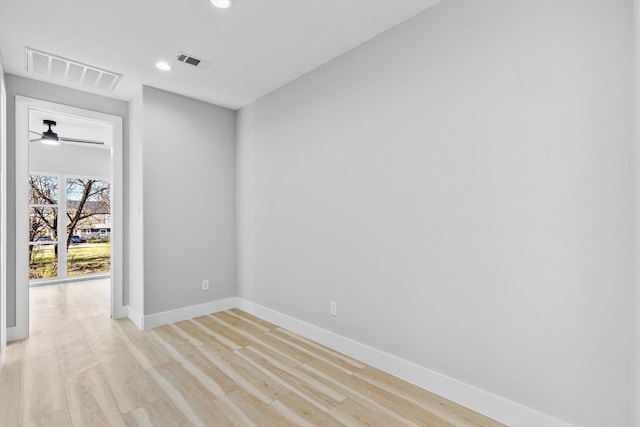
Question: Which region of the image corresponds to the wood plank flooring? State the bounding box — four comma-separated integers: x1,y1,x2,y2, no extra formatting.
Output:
0,279,505,426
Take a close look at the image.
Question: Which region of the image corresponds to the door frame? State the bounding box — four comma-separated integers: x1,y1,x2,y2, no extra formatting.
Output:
9,96,125,341
0,65,6,352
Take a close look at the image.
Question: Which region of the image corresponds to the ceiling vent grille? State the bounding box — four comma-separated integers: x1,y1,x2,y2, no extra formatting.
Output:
25,47,122,92
176,51,212,70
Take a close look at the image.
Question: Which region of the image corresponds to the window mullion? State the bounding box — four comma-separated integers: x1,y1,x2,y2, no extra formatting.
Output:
57,174,67,278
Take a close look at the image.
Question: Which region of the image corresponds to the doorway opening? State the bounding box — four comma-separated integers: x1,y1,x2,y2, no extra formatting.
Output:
9,97,124,341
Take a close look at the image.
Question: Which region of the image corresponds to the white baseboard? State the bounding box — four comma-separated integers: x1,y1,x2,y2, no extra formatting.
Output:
6,325,26,342
125,296,573,427
127,306,144,329
137,297,240,330
113,304,128,320
236,299,574,427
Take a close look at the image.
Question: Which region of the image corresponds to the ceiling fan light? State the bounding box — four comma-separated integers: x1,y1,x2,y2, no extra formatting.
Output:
41,119,60,145
211,0,233,9
41,136,60,146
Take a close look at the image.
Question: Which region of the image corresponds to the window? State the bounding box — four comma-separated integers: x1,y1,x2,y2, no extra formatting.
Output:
28,174,111,281
28,175,59,279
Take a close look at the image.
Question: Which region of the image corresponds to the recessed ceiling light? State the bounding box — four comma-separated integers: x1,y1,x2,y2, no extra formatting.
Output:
155,62,172,71
211,0,233,9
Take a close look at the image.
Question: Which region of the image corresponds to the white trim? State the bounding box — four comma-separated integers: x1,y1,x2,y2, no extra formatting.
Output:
0,53,7,354
58,174,67,277
139,297,240,330
634,0,640,422
113,302,127,320
14,98,29,340
28,170,110,182
109,112,124,320
127,305,143,330
14,96,125,341
235,299,574,427
29,272,110,287
6,325,21,342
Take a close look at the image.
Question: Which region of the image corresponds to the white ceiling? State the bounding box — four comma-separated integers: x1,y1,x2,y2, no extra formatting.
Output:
0,0,441,110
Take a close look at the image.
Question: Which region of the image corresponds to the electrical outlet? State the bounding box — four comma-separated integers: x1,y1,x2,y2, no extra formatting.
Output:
202,280,209,291
330,301,337,317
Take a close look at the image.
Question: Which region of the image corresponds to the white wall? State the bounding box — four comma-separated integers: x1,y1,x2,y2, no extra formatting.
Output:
128,88,144,318
236,104,256,301
140,86,236,315
237,0,634,425
4,74,128,326
29,143,110,177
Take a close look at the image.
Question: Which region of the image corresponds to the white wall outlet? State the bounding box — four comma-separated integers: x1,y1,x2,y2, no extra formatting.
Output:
202,280,209,291
330,301,337,317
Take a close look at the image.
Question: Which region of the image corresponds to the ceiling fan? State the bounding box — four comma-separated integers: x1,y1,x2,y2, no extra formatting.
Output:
29,119,104,146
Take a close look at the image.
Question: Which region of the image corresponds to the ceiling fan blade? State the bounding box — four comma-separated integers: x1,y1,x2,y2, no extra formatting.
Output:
29,130,43,136
59,137,105,146
30,138,42,142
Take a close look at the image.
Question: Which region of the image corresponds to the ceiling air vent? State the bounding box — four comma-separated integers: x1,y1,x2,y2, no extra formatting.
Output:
25,47,122,92
176,51,212,70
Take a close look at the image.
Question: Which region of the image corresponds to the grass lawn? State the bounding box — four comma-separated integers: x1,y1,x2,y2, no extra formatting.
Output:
30,243,111,279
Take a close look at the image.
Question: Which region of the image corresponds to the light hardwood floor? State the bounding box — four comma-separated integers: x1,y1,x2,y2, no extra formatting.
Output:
0,279,504,426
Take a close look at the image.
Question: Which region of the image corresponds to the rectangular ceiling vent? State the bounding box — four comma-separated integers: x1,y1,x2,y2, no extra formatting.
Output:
176,51,212,70
25,47,122,92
